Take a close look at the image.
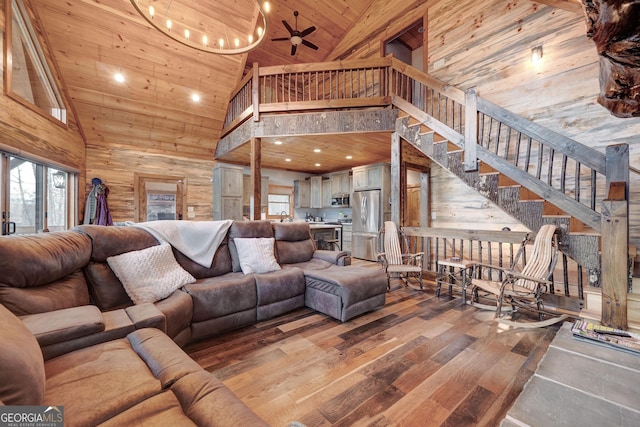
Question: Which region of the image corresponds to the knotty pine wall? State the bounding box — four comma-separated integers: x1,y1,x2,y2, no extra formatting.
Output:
85,146,215,223
0,0,86,177
337,0,639,247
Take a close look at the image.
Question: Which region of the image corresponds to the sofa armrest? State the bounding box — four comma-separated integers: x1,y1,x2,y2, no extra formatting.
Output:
125,303,166,333
313,249,351,266
20,306,105,347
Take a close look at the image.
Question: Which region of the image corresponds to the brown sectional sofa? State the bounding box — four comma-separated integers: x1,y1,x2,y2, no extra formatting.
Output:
0,220,387,426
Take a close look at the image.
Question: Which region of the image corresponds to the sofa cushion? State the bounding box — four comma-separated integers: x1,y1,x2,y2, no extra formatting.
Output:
0,231,92,315
272,222,315,264
0,304,45,406
0,231,91,288
184,273,257,322
173,239,233,279
233,237,281,274
228,221,274,272
20,305,105,347
107,243,196,304
83,262,133,310
99,392,197,427
44,335,163,426
0,271,90,315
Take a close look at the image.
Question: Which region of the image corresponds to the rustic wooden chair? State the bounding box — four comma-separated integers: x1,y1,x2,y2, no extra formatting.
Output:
470,224,562,325
377,221,424,290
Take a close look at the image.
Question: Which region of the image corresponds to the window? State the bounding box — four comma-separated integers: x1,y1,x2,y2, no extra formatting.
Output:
266,185,293,220
5,0,67,124
1,153,73,234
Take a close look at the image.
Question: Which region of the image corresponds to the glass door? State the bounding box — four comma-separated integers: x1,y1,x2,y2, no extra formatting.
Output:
8,156,41,234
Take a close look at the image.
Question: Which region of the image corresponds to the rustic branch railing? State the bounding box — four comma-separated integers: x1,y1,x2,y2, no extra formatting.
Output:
475,98,607,230
403,227,585,298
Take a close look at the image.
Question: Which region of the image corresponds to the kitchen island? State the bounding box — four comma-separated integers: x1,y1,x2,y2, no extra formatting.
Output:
308,222,342,250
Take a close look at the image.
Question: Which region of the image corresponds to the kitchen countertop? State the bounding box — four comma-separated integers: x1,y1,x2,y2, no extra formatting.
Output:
308,223,342,229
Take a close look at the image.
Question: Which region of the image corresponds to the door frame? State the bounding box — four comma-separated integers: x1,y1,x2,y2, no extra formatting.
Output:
134,172,187,222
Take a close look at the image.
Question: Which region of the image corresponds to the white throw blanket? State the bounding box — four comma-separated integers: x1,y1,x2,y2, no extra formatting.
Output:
127,220,233,268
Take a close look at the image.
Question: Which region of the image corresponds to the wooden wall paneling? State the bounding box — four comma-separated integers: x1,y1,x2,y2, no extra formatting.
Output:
84,145,214,223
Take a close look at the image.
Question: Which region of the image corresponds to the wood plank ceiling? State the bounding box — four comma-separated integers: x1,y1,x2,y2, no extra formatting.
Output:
31,0,401,173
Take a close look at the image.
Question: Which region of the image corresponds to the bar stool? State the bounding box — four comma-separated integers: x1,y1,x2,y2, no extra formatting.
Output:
318,238,341,251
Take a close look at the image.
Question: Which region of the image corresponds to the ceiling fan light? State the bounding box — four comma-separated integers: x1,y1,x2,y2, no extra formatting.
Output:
291,35,302,46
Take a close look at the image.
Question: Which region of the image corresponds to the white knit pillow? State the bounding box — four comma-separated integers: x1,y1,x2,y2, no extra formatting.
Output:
233,237,281,274
107,243,196,304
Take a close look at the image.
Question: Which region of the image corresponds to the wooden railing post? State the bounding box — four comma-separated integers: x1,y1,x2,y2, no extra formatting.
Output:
252,62,260,122
464,87,478,171
601,182,628,329
600,143,629,329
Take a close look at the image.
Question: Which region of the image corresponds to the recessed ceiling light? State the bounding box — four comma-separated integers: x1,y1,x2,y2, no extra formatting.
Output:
285,158,291,162
315,163,321,167
346,155,353,159
274,140,283,145
313,148,321,153
191,93,201,102
114,72,125,83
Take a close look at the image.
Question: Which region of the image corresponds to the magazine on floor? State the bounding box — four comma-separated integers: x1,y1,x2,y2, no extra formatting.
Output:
571,319,640,355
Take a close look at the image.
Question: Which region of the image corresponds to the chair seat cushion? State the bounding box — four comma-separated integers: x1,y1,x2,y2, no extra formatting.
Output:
387,265,422,273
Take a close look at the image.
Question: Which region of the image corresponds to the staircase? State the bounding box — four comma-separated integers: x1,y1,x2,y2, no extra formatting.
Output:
387,61,631,324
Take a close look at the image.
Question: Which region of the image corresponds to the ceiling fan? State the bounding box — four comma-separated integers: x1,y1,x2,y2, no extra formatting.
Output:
271,10,319,56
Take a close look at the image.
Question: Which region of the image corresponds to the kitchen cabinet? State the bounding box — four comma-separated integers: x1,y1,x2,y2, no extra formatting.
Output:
352,163,391,218
352,164,386,191
213,164,243,220
294,179,311,208
322,179,332,207
310,176,323,208
331,171,351,196
242,175,269,208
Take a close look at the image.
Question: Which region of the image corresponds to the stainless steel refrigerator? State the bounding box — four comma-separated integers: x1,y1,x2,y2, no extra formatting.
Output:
352,189,381,261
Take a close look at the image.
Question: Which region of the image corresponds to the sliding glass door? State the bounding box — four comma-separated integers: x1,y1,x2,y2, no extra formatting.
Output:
1,153,72,235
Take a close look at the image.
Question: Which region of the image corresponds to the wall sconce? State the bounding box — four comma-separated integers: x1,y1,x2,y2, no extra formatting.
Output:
52,171,66,189
531,45,543,64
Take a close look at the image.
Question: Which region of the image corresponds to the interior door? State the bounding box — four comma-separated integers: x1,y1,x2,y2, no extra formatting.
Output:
135,173,185,222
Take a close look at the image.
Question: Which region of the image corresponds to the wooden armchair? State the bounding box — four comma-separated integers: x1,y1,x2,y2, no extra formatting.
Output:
470,224,561,324
377,221,424,290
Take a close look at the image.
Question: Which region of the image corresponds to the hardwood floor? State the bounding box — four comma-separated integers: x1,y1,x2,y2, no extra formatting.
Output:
185,262,561,426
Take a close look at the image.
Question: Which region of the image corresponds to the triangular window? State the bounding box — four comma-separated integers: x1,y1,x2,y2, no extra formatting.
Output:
5,0,67,124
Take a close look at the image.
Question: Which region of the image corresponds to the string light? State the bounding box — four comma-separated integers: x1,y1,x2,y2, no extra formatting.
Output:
130,1,270,55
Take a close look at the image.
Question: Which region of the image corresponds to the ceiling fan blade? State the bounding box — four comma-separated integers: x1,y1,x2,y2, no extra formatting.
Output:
302,39,319,50
282,20,294,35
291,44,297,56
271,37,290,41
299,26,316,38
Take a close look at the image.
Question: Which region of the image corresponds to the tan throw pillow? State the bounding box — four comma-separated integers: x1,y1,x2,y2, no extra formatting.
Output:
233,237,281,274
107,244,196,304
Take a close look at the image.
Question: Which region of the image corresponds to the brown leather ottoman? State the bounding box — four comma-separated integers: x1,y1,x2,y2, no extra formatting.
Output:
303,265,387,321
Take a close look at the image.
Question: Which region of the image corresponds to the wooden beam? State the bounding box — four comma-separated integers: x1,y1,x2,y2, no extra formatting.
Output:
601,183,628,329
250,137,262,221
391,132,401,225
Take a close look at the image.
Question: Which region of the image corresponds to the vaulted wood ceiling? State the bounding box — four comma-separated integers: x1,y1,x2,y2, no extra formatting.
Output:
30,0,580,173
31,0,399,173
